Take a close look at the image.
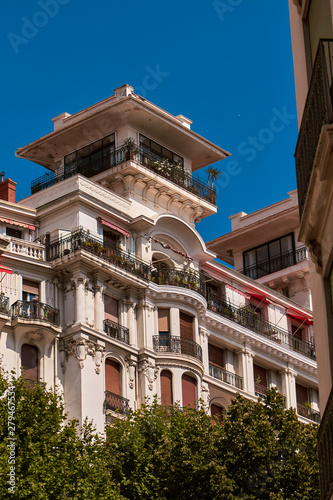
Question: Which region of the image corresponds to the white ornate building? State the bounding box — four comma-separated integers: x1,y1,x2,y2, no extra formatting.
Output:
0,85,319,433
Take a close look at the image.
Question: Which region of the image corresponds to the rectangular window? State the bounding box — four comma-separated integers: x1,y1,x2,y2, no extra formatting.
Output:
139,134,184,167
104,296,118,323
253,364,267,387
6,227,22,239
64,133,115,177
103,230,117,250
296,383,308,405
243,233,295,278
209,344,224,368
158,308,170,334
179,312,194,340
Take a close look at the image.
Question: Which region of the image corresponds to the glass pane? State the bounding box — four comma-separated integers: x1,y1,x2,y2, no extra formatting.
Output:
65,152,76,166
102,134,115,147
244,249,256,267
140,135,150,148
257,245,268,263
269,240,280,258
281,235,292,254
162,147,172,159
77,146,90,159
151,141,161,154
173,154,183,166
90,140,102,154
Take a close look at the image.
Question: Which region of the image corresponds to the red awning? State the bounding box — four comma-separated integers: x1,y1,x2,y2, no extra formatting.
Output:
100,219,130,237
0,265,12,274
249,292,273,305
0,217,35,231
287,308,313,326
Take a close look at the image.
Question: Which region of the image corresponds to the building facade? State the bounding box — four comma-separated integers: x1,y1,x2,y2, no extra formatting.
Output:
0,85,319,436
288,2,333,497
206,190,311,309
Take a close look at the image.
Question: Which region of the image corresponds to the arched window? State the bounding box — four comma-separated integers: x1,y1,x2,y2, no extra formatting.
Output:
160,370,173,406
105,359,121,396
182,373,196,408
21,344,39,381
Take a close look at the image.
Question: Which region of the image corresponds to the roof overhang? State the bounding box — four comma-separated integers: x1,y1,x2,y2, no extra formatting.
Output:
16,91,230,172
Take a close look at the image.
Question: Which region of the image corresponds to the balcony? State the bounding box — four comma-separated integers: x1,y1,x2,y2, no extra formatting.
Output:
297,402,320,423
31,144,216,205
240,246,308,279
9,238,45,261
151,267,206,297
11,300,60,326
104,319,129,344
318,386,333,500
255,383,269,398
0,295,9,314
209,363,243,390
104,391,129,414
295,39,333,217
207,293,316,360
153,335,202,362
45,229,151,281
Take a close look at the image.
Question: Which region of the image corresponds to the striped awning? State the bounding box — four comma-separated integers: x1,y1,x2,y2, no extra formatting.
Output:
99,218,130,237
0,265,12,274
0,217,35,231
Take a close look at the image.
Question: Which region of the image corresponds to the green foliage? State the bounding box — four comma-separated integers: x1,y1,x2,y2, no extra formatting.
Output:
107,390,319,500
0,367,123,500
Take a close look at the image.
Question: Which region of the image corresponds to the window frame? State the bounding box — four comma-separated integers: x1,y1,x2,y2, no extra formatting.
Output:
139,134,184,167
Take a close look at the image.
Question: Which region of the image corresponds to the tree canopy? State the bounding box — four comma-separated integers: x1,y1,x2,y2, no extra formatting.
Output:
0,364,319,499
106,390,319,500
0,367,122,500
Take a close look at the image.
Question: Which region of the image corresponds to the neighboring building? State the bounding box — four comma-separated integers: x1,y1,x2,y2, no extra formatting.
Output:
288,2,333,497
206,190,311,309
0,85,319,437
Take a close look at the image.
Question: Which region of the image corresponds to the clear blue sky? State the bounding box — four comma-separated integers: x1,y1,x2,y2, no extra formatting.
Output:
1,1,297,243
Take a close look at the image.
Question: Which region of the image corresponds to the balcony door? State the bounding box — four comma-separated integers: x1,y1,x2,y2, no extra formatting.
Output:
182,373,196,408
21,344,39,381
105,359,121,396
160,370,173,407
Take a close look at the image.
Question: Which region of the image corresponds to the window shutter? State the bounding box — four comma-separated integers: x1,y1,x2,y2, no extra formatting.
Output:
158,309,169,333
160,370,173,406
105,359,121,395
209,344,224,368
104,296,118,323
22,279,39,295
182,374,196,408
296,383,308,405
211,404,223,422
180,312,194,340
21,344,38,381
253,364,267,387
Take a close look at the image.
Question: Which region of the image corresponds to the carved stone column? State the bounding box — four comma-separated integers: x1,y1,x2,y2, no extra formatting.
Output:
279,365,297,409
94,281,104,332
236,345,255,394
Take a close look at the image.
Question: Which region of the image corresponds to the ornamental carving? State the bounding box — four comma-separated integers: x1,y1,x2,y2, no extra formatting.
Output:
125,356,136,389
24,329,44,342
138,358,159,391
59,338,105,373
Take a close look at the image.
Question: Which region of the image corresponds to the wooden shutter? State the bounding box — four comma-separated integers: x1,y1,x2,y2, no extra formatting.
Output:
182,374,196,408
209,344,224,368
253,364,267,387
22,279,39,295
180,312,194,340
105,359,121,395
21,344,38,381
104,296,118,323
160,370,173,406
211,404,223,422
296,383,308,405
158,309,169,333
103,230,117,249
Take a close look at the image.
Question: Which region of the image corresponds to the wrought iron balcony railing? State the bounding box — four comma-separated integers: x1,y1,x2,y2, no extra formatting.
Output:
151,267,206,297
104,391,129,414
0,295,9,315
297,402,320,423
239,246,308,279
318,386,333,500
104,319,129,344
209,363,243,390
153,335,202,362
31,144,216,204
255,383,269,398
207,293,315,360
45,229,151,281
295,39,333,218
11,300,60,326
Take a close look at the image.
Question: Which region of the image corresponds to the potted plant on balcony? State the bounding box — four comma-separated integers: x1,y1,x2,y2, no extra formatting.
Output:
123,138,138,161
206,167,221,189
